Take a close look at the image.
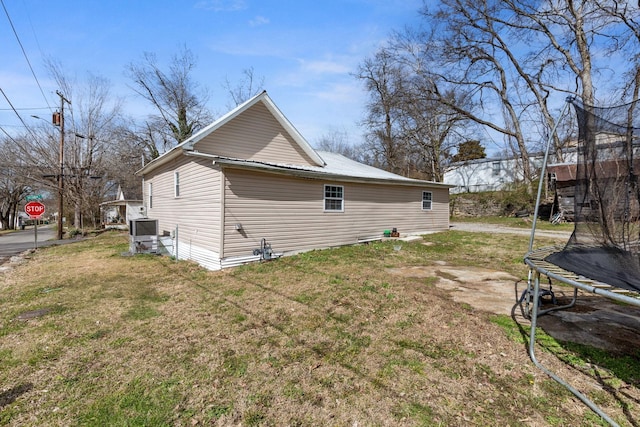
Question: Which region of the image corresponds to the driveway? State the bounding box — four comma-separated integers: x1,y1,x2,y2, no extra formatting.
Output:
449,221,572,240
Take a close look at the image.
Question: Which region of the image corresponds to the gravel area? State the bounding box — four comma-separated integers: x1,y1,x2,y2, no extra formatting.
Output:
449,222,572,240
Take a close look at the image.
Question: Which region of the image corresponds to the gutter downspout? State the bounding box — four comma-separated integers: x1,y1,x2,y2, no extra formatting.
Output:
219,165,226,261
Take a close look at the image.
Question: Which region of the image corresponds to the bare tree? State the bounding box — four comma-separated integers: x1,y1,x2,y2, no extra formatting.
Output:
355,48,407,175
223,67,265,109
126,46,213,155
43,62,127,229
397,75,471,181
356,37,473,181
376,0,640,189
313,129,360,159
592,0,640,103
411,0,538,184
0,136,31,229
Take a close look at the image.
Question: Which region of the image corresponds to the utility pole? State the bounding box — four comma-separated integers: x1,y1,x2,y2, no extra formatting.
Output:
55,90,70,240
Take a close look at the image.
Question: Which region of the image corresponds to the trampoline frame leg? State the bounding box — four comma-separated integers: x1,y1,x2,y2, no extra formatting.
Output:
527,269,620,427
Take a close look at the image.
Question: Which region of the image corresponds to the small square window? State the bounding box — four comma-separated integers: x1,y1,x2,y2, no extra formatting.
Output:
422,191,432,210
492,161,501,176
324,185,344,212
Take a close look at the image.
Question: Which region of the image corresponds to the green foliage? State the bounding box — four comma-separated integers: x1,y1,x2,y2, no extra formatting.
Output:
123,304,161,320
393,402,436,425
78,377,181,426
67,228,84,238
489,314,526,344
452,139,486,162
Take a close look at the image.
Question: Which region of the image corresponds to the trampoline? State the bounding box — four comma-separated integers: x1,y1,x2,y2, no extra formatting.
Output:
522,98,640,426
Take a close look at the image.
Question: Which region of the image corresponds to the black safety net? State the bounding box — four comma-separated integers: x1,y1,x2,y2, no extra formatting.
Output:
545,99,640,292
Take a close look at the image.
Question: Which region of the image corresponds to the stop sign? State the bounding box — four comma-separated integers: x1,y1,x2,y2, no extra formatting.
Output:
25,201,46,218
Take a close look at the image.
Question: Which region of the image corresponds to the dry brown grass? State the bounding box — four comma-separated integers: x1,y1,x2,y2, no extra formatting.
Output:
0,230,637,426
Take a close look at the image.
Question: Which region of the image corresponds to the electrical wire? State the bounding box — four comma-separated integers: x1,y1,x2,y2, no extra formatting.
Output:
0,87,40,141
0,0,51,110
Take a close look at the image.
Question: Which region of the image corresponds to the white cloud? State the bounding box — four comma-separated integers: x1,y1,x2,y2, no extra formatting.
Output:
299,59,351,75
194,0,246,12
308,82,362,104
249,16,269,27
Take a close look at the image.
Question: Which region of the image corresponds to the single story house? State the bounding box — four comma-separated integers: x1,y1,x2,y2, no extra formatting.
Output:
444,154,544,193
99,184,144,229
136,91,452,270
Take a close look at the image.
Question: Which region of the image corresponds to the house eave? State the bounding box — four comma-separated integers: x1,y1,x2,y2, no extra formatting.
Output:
135,148,186,176
100,199,143,207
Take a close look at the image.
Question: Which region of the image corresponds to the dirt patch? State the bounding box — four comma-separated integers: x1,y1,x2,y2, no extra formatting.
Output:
388,263,640,354
16,308,51,321
387,264,520,316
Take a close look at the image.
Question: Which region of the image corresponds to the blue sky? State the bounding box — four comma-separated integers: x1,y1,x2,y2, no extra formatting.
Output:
1,0,424,147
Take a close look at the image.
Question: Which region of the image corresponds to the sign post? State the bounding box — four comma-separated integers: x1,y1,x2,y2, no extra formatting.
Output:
25,201,46,249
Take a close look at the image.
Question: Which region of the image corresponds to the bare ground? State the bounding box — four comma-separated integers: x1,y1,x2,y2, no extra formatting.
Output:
387,262,640,354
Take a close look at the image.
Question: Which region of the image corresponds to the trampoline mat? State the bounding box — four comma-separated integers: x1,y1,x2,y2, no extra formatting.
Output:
545,246,640,293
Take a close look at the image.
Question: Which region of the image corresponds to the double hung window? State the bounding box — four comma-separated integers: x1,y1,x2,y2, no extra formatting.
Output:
422,191,432,210
324,185,344,212
174,172,180,197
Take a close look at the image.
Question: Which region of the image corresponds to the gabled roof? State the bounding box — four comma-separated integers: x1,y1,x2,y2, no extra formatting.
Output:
137,91,324,176
136,91,450,188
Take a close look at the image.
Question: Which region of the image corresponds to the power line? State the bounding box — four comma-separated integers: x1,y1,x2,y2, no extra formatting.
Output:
0,87,49,159
0,0,51,110
0,124,19,144
0,107,49,111
0,87,33,131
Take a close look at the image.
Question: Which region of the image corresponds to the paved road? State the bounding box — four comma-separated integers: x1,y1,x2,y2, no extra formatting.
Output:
0,224,62,263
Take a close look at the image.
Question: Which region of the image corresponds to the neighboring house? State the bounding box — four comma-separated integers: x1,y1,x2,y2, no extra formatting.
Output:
444,155,544,194
547,138,640,220
99,184,144,229
136,91,452,270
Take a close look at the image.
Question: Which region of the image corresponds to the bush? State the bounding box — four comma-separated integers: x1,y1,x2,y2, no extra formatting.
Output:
67,228,83,238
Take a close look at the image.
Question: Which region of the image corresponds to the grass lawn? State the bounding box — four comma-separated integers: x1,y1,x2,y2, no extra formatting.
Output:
0,230,637,426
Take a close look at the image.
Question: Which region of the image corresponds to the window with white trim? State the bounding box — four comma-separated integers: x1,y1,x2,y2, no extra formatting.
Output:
174,171,180,197
324,185,344,212
422,191,432,210
148,182,153,209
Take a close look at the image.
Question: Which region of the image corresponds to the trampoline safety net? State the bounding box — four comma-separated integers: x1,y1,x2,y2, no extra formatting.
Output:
545,99,640,292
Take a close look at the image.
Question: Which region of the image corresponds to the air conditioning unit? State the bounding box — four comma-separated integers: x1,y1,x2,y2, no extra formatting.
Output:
129,218,158,254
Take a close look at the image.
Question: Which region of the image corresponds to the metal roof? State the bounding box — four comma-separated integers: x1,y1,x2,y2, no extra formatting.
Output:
186,150,452,188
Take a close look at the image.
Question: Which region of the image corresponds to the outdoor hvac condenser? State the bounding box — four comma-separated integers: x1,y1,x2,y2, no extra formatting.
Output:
129,218,158,254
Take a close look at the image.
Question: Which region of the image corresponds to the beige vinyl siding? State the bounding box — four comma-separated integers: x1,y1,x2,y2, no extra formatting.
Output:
193,102,318,166
144,156,222,258
222,169,449,258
